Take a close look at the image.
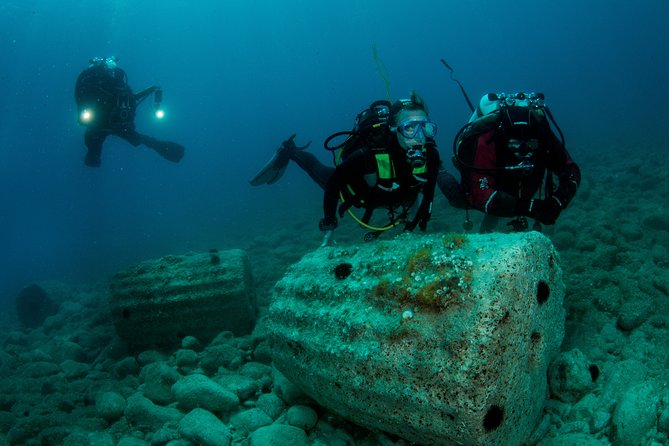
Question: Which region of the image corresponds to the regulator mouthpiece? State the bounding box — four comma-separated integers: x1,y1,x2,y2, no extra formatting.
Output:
406,145,426,168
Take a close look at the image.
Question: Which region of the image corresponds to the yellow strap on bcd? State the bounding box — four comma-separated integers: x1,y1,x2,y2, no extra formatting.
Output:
412,164,427,175
375,153,394,179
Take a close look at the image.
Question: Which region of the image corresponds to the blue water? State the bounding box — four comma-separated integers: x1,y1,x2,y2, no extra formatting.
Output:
1,0,668,307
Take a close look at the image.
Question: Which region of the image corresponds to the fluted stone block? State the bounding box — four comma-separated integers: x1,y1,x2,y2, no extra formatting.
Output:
110,249,257,349
268,232,564,446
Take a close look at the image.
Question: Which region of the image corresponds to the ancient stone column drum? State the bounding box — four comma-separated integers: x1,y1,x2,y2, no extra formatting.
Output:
268,232,564,446
110,249,257,350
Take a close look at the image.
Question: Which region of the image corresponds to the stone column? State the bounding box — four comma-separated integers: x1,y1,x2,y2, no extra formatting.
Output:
268,232,564,445
110,249,257,350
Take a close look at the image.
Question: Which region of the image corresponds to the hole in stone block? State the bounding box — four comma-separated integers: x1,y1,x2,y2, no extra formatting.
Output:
483,404,504,432
537,281,550,305
589,364,600,382
334,263,353,280
122,308,131,319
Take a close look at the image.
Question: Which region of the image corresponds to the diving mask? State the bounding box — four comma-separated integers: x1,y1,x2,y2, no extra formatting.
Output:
88,56,118,70
104,57,118,70
395,119,437,139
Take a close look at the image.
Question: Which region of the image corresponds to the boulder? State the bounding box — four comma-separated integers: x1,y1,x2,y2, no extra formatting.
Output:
268,232,565,446
612,381,660,446
172,374,240,412
141,362,180,405
548,348,598,403
15,284,58,329
95,391,126,422
109,249,257,349
124,392,183,431
178,408,232,446
250,424,308,446
256,393,286,420
286,404,318,431
229,408,273,435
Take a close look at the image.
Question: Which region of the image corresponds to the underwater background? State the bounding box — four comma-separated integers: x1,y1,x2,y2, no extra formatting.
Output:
1,1,669,444
1,0,668,306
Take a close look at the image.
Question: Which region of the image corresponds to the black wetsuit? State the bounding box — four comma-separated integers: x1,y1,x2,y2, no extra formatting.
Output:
75,65,184,166
291,139,440,231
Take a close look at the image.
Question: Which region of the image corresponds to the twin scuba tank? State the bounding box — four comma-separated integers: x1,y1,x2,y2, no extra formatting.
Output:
453,92,565,173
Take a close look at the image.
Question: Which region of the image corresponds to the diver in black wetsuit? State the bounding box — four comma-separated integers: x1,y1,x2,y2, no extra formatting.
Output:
250,91,440,246
74,56,185,167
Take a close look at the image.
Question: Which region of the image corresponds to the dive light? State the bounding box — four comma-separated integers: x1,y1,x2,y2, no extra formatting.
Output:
79,108,94,125
153,88,165,120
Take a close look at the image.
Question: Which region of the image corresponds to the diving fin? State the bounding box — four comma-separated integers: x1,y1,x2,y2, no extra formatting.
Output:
249,151,290,186
249,134,311,186
151,141,185,163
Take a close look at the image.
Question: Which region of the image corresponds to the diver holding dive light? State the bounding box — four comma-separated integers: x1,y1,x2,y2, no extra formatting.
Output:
75,56,185,167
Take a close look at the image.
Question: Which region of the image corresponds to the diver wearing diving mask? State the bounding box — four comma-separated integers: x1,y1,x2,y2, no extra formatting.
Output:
249,90,441,247
393,117,437,169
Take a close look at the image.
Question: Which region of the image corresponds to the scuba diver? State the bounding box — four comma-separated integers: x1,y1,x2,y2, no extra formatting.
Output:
74,56,185,167
250,90,441,247
438,92,581,232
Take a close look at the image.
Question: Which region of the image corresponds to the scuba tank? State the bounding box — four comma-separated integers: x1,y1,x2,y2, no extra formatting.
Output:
324,100,392,165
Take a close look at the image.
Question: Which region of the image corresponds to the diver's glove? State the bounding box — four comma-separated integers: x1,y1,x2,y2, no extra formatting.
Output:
526,198,562,225
319,217,338,247
320,230,336,248
403,213,429,232
319,217,338,231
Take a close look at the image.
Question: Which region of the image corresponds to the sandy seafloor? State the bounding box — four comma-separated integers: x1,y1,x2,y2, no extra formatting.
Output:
1,142,668,445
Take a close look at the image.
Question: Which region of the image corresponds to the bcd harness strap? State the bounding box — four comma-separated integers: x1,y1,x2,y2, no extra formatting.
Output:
338,152,427,231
